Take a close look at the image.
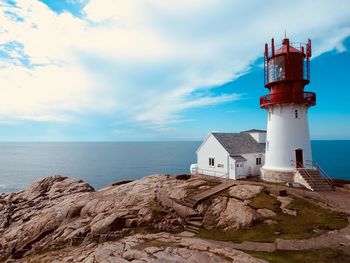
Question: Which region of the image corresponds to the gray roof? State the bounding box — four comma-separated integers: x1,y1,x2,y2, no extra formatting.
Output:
231,155,247,162
241,129,266,133
212,132,265,155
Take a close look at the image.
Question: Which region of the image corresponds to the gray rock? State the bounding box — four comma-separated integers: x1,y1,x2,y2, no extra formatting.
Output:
257,208,276,218
228,185,264,200
217,198,259,230
0,175,269,263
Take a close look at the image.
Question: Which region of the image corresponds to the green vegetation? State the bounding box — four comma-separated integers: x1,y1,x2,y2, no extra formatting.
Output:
218,189,231,198
249,191,281,211
246,249,350,263
198,194,348,242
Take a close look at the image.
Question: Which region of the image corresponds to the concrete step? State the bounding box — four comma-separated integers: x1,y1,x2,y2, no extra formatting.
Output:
187,214,202,219
314,188,333,192
314,183,332,187
306,179,329,184
303,173,321,176
186,220,203,228
312,184,333,190
184,225,200,233
308,176,327,180
182,201,196,208
187,216,203,221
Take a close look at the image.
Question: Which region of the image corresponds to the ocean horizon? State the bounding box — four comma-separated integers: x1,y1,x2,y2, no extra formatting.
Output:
0,140,349,193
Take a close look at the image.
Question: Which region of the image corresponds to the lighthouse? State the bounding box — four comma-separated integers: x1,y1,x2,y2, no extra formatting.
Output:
260,37,316,184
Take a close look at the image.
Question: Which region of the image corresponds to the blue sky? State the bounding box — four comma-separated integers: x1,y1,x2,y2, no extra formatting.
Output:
0,0,349,141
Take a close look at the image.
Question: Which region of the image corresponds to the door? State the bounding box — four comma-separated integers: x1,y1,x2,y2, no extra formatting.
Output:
229,158,236,180
295,149,303,168
236,163,245,179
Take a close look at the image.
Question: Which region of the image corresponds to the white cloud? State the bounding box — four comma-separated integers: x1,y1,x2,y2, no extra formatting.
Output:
0,0,350,129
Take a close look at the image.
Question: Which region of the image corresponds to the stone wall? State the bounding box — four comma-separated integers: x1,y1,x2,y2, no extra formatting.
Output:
261,168,295,184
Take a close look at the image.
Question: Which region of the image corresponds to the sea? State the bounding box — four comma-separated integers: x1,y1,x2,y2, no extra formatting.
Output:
0,141,349,193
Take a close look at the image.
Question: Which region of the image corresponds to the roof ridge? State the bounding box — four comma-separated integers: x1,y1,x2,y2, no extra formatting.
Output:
211,132,265,155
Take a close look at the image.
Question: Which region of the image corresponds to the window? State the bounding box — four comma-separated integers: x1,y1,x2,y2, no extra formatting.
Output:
209,158,215,167
217,164,224,168
256,157,262,166
295,109,298,119
268,56,285,82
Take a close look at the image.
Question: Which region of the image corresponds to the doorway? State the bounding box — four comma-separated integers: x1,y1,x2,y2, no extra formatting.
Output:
295,149,303,168
236,162,245,179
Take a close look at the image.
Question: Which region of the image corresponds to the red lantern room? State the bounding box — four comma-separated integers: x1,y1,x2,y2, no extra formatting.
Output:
260,38,316,108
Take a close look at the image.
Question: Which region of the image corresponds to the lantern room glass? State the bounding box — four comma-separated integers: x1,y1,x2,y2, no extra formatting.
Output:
267,55,285,82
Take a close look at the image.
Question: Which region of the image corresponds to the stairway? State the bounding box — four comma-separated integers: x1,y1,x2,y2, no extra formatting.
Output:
180,180,235,234
181,197,198,209
298,169,333,191
184,214,203,234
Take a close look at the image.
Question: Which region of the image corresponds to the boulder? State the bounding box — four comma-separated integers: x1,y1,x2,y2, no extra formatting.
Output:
122,249,148,260
203,197,228,229
257,208,276,218
169,187,187,200
217,198,259,230
228,185,264,200
91,213,127,234
277,196,297,216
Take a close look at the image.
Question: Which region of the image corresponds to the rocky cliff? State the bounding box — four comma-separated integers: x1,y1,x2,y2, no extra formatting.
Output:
0,174,270,262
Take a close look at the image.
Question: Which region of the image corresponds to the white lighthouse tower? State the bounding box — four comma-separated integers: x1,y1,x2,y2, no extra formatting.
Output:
260,37,317,184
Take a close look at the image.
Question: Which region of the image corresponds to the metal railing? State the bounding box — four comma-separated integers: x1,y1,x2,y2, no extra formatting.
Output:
306,160,334,186
265,42,308,58
191,167,228,180
260,91,316,108
291,160,316,187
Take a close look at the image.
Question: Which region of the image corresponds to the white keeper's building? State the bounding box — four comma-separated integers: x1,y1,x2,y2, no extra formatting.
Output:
190,129,266,180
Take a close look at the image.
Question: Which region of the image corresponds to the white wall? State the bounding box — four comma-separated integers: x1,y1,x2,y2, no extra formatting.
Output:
249,132,267,143
241,153,265,176
196,134,229,178
264,104,312,171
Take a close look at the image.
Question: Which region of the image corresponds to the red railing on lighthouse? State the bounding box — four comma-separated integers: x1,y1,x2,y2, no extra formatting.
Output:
260,91,316,108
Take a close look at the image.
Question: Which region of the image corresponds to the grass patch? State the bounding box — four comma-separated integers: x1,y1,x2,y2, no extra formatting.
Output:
249,192,281,211
198,196,348,242
218,189,231,198
246,249,350,263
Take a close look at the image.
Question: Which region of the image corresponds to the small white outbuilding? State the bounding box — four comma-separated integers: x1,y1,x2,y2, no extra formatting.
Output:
190,129,266,180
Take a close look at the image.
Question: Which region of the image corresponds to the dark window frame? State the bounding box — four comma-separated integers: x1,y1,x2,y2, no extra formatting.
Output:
209,157,215,167
256,157,262,166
